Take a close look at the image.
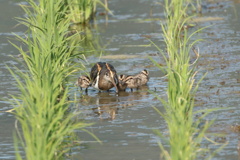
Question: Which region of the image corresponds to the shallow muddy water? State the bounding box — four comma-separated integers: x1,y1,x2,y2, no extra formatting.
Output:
0,0,240,159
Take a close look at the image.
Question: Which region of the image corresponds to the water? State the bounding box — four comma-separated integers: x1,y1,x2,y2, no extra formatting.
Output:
0,0,239,159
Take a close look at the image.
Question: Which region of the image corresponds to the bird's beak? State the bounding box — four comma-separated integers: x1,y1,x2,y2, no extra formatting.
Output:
110,75,118,93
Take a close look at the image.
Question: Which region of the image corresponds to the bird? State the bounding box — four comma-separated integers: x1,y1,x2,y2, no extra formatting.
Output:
134,69,149,86
90,62,119,93
119,69,149,92
117,75,128,91
76,75,91,93
124,75,142,92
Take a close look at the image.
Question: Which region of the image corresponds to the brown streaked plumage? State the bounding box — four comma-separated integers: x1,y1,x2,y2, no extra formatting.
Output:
76,75,91,93
90,62,119,93
117,75,128,91
119,69,149,92
124,75,142,92
135,69,149,86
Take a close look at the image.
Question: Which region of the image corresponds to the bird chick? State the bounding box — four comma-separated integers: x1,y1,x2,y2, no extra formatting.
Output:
135,69,149,86
124,75,142,92
117,75,128,91
76,75,91,93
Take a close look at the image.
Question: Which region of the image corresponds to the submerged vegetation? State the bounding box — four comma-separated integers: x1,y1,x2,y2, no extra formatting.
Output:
9,0,99,159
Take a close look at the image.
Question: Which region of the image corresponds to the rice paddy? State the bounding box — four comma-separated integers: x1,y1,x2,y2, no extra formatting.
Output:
0,0,239,159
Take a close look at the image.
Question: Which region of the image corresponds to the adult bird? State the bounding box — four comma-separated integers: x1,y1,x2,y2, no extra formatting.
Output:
90,62,119,93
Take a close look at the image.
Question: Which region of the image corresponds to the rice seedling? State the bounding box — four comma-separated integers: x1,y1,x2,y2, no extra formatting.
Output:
65,0,112,24
149,0,225,159
65,0,96,24
9,0,98,159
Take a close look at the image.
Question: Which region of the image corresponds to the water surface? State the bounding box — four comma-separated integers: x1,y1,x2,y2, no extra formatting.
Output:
0,0,239,159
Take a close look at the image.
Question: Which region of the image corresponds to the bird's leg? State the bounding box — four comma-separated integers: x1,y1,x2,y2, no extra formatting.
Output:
85,88,88,95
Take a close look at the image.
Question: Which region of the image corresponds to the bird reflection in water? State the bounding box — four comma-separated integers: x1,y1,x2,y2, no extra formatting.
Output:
77,86,149,120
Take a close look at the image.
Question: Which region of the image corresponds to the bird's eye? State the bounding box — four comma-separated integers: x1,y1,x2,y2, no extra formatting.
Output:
105,72,109,77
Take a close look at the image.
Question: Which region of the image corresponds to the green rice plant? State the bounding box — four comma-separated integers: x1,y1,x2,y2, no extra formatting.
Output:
65,0,96,24
9,0,97,159
10,68,92,160
150,28,207,160
65,0,111,24
149,0,222,159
